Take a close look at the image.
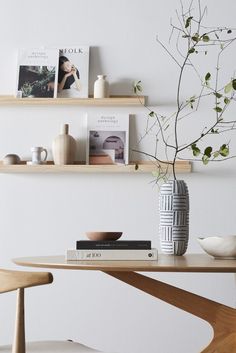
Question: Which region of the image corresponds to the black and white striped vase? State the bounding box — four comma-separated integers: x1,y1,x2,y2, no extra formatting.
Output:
159,180,189,256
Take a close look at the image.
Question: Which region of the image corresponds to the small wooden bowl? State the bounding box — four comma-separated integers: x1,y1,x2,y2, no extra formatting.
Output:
86,232,123,241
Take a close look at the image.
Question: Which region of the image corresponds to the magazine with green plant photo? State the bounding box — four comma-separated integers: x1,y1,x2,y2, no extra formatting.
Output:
16,48,59,98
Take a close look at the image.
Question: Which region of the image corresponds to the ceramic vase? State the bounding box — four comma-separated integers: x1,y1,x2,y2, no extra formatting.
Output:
159,180,189,256
52,124,76,165
94,75,109,98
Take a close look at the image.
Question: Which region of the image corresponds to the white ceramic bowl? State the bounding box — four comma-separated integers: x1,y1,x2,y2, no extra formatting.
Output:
197,236,236,259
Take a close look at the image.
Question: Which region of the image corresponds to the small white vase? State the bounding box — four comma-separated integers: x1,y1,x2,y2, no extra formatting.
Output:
52,124,76,165
94,75,109,98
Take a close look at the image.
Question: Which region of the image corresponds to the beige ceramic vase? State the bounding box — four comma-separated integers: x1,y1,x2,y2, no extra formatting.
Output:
52,124,76,165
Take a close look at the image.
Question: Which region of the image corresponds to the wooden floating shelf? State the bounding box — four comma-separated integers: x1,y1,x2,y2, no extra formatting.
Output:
0,95,145,106
0,161,191,174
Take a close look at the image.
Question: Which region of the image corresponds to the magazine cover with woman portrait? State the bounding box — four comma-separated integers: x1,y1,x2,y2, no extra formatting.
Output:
57,46,89,98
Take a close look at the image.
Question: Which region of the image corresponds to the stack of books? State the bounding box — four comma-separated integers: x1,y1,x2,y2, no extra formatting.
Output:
66,240,158,261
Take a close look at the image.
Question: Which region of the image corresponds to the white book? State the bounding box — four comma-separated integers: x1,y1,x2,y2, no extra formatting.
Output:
16,48,59,98
66,248,157,261
57,46,89,98
86,114,129,165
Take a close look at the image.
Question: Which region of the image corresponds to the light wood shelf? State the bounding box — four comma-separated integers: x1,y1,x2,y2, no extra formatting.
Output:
0,161,191,174
0,95,145,106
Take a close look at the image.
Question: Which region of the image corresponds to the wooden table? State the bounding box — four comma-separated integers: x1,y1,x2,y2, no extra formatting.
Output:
13,254,236,353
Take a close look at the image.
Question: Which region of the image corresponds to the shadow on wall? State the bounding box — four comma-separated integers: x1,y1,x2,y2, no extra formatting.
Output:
89,47,137,96
89,47,104,95
109,79,134,96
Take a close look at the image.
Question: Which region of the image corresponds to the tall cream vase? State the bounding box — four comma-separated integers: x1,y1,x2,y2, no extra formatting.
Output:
52,124,76,165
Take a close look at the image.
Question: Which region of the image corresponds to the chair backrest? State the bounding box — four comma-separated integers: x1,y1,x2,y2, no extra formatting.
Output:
0,268,53,353
0,269,53,293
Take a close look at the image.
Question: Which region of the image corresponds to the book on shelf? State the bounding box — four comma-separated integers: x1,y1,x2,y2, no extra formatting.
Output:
86,114,129,165
76,240,151,250
16,48,59,98
57,46,89,98
66,248,158,261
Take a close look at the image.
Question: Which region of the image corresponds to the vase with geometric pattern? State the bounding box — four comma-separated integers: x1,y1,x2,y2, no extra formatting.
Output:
159,180,189,255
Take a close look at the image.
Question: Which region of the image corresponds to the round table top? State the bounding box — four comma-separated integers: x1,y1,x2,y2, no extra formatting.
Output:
12,254,236,272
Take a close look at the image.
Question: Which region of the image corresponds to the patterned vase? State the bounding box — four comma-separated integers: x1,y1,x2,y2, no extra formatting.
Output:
159,180,189,256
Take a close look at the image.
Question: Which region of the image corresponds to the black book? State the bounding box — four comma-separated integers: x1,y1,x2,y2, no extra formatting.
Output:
76,240,151,250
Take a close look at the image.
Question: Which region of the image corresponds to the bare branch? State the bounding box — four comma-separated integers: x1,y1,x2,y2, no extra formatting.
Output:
132,149,173,166
156,36,182,68
135,0,236,180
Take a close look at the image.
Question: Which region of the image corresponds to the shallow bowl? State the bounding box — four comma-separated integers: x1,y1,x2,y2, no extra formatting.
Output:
197,235,236,259
86,232,123,241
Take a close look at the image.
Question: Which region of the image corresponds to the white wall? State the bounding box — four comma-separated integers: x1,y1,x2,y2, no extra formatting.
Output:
0,1,236,352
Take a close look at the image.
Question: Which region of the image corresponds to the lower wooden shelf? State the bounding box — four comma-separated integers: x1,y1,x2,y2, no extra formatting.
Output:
0,161,191,174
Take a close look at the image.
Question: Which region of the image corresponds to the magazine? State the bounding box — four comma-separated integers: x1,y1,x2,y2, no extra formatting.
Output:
16,48,59,98
57,46,89,98
86,114,129,165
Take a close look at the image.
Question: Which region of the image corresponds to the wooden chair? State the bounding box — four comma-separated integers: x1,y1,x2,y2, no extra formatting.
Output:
0,268,107,353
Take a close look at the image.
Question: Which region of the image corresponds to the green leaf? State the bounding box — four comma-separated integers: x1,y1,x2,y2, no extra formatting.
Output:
224,97,230,104
149,111,155,117
205,72,211,81
193,149,200,157
213,151,220,158
232,79,236,90
192,33,199,42
214,92,222,98
191,143,201,157
204,146,212,158
224,81,233,94
202,35,210,42
152,170,160,177
185,16,193,28
202,155,209,165
214,106,222,113
188,47,195,54
211,128,219,134
136,85,142,92
133,81,142,94
219,144,229,157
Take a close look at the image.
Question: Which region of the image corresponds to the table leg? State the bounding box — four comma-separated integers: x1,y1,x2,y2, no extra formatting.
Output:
103,271,236,353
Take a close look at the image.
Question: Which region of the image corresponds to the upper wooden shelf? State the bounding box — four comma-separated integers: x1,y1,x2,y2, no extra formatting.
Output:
0,95,145,106
0,161,191,174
